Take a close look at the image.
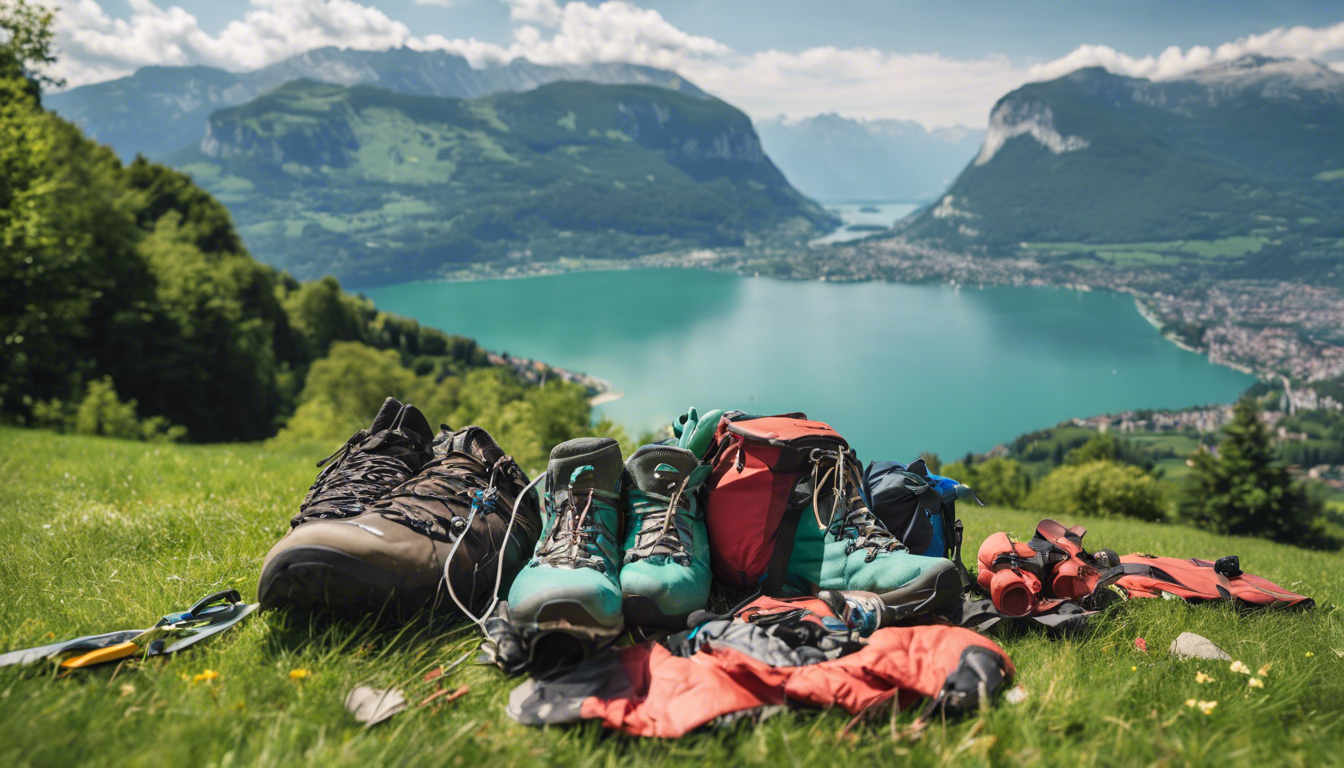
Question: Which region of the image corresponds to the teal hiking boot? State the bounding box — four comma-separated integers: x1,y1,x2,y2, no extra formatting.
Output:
507,438,625,661
785,463,961,620
619,445,713,629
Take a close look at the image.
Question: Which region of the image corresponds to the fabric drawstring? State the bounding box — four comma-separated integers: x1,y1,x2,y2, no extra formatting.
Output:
809,449,849,531
315,438,355,469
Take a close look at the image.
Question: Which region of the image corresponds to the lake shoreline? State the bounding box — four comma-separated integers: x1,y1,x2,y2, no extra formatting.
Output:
364,268,1253,459
361,257,1263,386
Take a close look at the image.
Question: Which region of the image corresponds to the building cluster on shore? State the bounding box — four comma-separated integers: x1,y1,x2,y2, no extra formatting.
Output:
486,352,612,398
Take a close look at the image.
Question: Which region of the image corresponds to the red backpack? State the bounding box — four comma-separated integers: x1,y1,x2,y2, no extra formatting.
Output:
703,411,854,593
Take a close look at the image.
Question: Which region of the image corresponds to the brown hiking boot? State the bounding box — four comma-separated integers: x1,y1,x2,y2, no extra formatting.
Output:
258,397,435,615
259,424,542,621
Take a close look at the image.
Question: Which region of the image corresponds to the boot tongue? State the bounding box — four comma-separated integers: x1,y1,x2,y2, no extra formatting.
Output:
390,404,434,445
369,397,404,433
626,445,699,495
438,425,506,465
548,438,623,494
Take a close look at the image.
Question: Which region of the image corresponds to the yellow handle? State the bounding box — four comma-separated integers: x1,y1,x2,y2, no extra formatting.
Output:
60,641,140,669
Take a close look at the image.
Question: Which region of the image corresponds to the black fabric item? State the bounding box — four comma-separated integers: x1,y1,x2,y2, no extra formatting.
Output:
506,651,630,726
862,460,939,554
927,645,1011,718
952,596,1095,637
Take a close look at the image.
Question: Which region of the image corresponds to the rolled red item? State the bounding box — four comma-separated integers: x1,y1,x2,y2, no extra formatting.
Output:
989,568,1041,617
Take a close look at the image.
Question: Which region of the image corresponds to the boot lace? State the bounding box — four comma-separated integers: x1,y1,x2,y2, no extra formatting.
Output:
290,432,421,527
810,450,905,563
533,467,619,573
372,452,521,537
625,476,693,565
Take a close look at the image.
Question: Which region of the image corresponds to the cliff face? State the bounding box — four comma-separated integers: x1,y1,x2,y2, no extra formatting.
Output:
899,56,1344,267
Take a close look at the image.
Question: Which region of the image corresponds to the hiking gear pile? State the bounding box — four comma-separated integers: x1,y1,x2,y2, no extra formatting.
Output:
259,398,542,621
506,595,1014,738
699,412,963,617
0,589,257,668
975,518,1314,622
248,397,1317,740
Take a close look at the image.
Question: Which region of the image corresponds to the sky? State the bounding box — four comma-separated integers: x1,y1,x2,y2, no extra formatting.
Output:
39,0,1344,128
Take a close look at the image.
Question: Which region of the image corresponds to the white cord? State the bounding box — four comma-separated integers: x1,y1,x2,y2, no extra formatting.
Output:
443,471,544,633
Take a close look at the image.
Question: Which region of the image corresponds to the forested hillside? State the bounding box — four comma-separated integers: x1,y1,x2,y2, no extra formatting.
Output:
172,79,836,284
0,3,612,463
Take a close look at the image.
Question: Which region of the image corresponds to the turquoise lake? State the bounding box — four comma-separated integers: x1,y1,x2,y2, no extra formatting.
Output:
364,269,1253,462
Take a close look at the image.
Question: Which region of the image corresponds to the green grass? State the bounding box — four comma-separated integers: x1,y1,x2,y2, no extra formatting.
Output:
2,427,1343,766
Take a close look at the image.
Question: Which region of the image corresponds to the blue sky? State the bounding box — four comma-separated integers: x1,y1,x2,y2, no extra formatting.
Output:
46,0,1344,127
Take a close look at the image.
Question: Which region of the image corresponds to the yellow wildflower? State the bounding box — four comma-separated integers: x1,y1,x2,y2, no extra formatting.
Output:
192,669,220,684
1248,678,1264,688
1257,663,1272,677
289,668,311,680
1185,699,1218,715
1130,666,1138,672
1229,661,1251,675
1195,672,1214,684
1305,652,1315,658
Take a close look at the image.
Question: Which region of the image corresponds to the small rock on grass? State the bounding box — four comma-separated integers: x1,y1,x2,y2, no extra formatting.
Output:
1169,632,1231,661
345,686,407,726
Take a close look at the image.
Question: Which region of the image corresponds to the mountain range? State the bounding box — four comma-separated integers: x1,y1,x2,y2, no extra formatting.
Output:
754,114,984,202
44,46,706,162
171,79,834,285
899,56,1344,282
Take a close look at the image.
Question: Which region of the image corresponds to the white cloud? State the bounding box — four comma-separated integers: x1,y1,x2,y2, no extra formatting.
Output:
1028,21,1344,82
680,48,1025,128
39,1,1344,129
411,0,457,6
43,0,415,86
421,0,730,70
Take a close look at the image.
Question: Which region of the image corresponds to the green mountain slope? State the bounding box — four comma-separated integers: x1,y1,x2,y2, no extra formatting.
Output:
901,56,1344,282
172,80,836,285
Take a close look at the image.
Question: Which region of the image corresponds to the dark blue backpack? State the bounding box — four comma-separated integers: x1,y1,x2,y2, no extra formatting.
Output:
862,458,979,578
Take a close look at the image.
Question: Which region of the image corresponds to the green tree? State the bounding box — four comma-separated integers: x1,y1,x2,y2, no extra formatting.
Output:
1178,398,1324,545
0,0,61,89
943,457,1031,508
1064,431,1154,471
1026,460,1166,521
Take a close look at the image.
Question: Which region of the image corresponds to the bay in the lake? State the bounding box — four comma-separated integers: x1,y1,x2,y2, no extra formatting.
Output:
364,269,1253,461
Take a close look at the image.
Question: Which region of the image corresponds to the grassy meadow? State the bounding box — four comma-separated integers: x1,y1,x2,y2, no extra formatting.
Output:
1,426,1341,767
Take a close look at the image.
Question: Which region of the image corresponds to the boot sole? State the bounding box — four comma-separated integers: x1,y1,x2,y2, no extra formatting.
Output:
258,544,431,620
874,565,965,620
622,596,693,631
513,600,624,670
